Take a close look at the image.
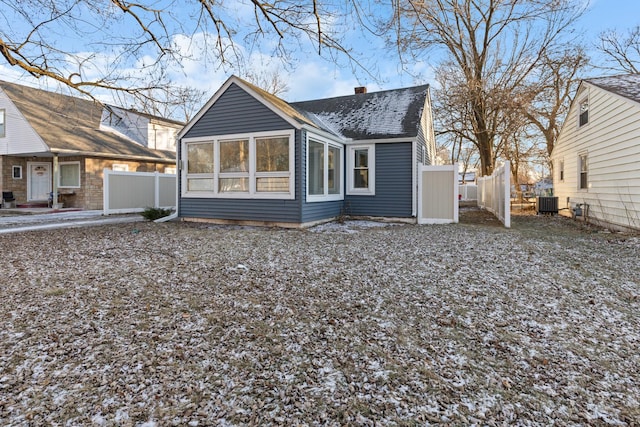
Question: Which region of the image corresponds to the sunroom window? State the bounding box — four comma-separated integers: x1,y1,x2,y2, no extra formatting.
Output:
183,131,294,199
256,136,290,192
306,136,343,202
186,142,215,191
219,138,249,192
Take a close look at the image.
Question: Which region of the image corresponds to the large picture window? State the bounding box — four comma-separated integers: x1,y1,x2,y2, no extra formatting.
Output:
306,136,343,202
183,131,294,199
347,144,375,195
59,162,81,188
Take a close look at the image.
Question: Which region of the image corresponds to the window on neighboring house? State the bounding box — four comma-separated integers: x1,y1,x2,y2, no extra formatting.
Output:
306,136,343,201
12,165,22,179
559,160,564,182
183,131,294,199
347,144,375,195
112,164,129,172
579,154,588,189
579,98,589,126
0,109,5,137
59,162,81,188
164,166,176,174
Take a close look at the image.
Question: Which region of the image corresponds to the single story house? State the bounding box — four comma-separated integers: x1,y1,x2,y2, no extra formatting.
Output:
550,73,640,231
176,75,436,227
0,80,182,210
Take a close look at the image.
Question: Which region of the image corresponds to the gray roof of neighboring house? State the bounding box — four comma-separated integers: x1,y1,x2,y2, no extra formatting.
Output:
0,80,179,161
586,73,640,104
290,85,430,140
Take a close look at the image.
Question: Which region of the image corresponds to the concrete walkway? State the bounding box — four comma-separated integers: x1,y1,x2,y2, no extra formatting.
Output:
0,209,144,234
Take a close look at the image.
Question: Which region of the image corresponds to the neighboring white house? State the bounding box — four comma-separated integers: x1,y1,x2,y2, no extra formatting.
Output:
550,73,640,231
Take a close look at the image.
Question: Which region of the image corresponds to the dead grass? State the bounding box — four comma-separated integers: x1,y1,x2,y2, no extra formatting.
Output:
0,212,638,426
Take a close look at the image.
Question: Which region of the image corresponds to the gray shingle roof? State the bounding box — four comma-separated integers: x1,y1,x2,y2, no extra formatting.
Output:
586,74,640,104
0,80,178,161
291,85,429,140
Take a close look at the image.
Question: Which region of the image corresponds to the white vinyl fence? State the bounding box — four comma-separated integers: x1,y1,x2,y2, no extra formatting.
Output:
459,184,478,201
477,161,510,228
103,169,177,215
417,163,459,224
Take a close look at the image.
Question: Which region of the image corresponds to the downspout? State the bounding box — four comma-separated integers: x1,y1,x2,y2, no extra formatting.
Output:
154,139,180,223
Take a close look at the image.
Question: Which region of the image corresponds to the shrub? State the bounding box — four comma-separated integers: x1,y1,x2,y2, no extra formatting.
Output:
141,207,173,221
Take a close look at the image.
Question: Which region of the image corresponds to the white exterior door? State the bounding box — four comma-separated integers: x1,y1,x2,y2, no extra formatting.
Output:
28,162,52,201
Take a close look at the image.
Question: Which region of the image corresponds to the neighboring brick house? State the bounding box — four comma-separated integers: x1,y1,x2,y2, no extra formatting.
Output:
0,81,182,209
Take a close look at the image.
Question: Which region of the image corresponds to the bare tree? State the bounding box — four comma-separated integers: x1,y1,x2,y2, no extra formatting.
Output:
597,26,640,73
0,0,364,119
521,47,590,158
242,67,290,97
392,0,585,176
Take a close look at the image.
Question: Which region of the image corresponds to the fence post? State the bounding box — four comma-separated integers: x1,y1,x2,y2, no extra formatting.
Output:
103,168,110,216
503,161,511,228
154,171,160,209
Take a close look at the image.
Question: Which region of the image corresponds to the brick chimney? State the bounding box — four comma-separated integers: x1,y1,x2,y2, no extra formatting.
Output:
354,86,367,94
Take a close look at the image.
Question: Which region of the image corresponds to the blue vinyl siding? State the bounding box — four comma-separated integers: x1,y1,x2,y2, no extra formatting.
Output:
345,142,413,217
179,83,303,223
183,83,291,138
180,131,303,223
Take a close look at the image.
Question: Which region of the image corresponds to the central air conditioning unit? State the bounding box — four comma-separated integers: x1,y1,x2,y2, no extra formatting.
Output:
536,196,558,215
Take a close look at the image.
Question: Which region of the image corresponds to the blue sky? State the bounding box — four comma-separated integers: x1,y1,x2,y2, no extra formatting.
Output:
1,0,638,108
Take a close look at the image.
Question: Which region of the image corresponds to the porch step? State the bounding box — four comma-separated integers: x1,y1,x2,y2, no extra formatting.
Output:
16,202,49,208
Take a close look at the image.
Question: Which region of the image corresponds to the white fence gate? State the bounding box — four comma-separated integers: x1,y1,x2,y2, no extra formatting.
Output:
477,161,511,228
459,184,478,201
417,164,459,224
103,169,177,215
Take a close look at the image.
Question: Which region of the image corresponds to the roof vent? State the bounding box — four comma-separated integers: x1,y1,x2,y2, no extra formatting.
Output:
354,86,367,94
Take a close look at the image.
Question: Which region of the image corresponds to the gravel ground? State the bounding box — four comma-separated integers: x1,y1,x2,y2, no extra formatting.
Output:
1,208,638,426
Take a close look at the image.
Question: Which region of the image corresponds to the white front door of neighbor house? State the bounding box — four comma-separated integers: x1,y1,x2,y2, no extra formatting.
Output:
28,162,52,201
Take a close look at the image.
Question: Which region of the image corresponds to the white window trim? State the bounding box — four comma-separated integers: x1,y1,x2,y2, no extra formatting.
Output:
306,133,344,203
578,152,588,191
558,159,564,182
578,97,589,128
12,165,22,179
347,144,375,196
58,161,81,188
182,130,295,199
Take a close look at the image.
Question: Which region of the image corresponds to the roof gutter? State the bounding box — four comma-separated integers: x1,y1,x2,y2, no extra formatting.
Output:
300,124,349,143
50,148,175,163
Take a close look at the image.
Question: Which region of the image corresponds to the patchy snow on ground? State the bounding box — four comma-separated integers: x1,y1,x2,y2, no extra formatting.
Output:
0,210,638,425
309,219,401,234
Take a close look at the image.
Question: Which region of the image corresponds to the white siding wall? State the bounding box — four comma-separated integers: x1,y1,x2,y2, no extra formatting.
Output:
0,88,49,154
551,83,640,230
